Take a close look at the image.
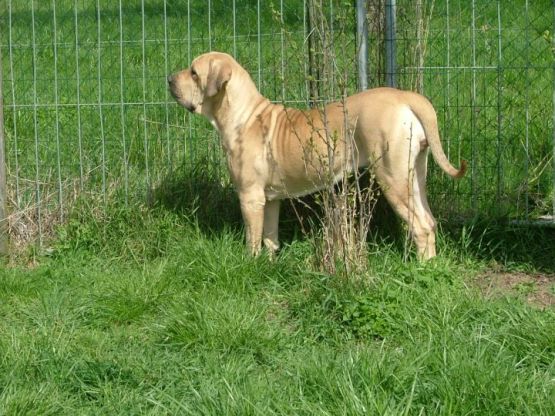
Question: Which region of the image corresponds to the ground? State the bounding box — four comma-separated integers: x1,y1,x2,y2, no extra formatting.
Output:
477,269,555,309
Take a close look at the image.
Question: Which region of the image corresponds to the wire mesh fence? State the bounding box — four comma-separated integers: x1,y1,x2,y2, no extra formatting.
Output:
0,0,554,247
390,0,554,223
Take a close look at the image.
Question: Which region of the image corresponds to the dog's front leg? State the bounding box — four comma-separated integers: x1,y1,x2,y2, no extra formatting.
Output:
239,188,266,256
263,199,280,254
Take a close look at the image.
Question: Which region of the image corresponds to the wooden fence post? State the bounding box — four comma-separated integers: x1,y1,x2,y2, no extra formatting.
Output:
0,49,8,255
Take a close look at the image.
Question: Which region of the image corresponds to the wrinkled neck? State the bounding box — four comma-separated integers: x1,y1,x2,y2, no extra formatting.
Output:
206,74,268,150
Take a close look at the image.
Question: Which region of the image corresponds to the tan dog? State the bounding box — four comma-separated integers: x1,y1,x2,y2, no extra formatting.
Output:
168,52,466,260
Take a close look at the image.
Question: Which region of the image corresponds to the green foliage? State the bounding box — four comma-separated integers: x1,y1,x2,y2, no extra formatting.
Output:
54,199,187,261
2,226,554,414
450,218,555,272
339,289,404,339
0,1,554,414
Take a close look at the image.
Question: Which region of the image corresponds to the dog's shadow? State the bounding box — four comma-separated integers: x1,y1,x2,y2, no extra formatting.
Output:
152,161,243,235
153,161,555,273
152,160,405,250
444,219,555,273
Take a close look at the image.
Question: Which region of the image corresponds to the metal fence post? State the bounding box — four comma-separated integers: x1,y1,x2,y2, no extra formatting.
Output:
356,0,368,91
385,0,397,87
307,0,320,105
0,49,8,255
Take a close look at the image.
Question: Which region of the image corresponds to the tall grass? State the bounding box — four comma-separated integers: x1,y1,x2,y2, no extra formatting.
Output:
0,191,554,413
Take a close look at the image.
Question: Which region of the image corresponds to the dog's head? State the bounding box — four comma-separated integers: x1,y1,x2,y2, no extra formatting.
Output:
167,52,233,115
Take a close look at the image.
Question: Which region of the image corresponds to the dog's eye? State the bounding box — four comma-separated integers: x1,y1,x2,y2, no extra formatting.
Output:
191,68,198,80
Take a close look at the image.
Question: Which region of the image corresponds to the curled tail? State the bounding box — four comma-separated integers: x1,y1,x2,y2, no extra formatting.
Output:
407,92,467,179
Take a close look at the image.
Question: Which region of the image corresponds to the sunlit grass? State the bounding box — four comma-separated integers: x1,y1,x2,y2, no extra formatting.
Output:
0,1,554,414
0,196,554,413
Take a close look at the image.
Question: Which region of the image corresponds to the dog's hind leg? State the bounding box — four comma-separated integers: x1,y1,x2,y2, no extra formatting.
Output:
378,160,437,260
413,150,438,259
382,187,436,260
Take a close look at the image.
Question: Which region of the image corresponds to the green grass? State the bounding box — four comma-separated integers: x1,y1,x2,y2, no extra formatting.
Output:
1,194,554,414
1,2,554,414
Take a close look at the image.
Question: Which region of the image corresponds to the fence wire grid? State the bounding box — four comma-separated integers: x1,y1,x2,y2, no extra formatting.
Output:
0,0,554,247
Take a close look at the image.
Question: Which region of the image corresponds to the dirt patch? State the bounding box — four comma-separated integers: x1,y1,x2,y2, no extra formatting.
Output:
476,270,555,309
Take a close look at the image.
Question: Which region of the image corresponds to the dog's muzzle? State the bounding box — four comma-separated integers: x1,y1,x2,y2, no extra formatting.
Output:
167,75,196,113
182,102,196,113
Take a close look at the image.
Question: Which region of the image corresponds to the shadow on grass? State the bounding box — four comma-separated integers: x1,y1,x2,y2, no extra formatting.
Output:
152,160,405,250
152,160,243,235
445,218,555,273
153,160,554,272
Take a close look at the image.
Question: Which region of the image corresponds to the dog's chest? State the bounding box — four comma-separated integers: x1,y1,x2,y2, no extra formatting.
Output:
222,131,272,184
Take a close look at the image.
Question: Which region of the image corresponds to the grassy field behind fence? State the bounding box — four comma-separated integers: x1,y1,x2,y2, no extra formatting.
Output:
0,0,553,240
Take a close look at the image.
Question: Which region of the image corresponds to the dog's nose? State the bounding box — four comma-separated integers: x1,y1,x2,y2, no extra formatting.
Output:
167,75,174,85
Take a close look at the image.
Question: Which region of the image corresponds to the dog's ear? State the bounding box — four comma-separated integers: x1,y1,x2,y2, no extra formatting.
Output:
206,59,232,97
